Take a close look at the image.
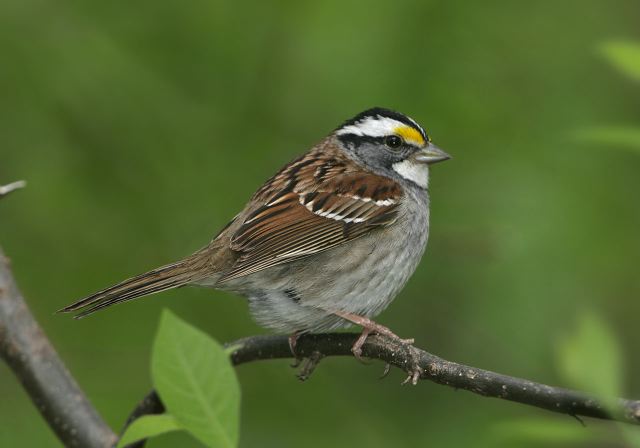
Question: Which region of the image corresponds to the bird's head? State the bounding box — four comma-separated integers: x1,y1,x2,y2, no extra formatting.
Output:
333,107,450,189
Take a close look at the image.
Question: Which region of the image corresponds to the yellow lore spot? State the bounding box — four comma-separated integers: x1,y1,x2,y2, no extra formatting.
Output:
394,126,425,146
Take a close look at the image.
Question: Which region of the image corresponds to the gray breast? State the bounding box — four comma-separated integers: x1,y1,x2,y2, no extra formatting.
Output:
224,186,430,334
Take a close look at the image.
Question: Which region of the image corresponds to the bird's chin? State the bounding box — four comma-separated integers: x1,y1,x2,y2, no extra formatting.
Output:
392,160,429,189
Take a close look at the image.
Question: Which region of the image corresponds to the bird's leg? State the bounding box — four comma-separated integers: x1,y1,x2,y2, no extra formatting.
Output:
288,332,299,355
351,326,372,362
288,332,324,380
332,311,414,360
288,330,303,364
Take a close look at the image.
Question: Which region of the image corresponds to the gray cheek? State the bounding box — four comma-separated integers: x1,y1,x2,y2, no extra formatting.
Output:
354,143,404,170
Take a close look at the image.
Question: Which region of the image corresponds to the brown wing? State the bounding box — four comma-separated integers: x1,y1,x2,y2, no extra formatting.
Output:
216,143,403,283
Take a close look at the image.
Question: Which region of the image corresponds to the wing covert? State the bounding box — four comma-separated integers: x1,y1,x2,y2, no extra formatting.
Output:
216,147,403,283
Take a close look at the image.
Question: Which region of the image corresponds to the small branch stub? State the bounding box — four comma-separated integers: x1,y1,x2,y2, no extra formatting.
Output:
0,180,27,198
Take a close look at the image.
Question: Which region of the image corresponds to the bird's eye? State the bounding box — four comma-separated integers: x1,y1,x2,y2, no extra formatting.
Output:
385,135,403,149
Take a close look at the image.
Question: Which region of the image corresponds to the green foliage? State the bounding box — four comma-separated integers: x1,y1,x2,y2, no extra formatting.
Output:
118,414,183,448
553,311,640,448
556,311,622,398
599,41,640,82
1,1,639,447
148,310,241,447
574,41,640,151
494,312,626,447
574,127,640,151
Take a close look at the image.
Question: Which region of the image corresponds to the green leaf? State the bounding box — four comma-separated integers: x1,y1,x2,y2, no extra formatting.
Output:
117,414,183,448
556,313,640,448
599,41,640,81
152,310,240,448
556,311,622,399
574,126,640,151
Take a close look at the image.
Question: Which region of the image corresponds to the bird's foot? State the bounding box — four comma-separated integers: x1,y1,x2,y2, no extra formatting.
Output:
401,346,424,386
332,311,415,361
401,368,422,386
288,331,303,367
296,351,324,382
351,327,372,363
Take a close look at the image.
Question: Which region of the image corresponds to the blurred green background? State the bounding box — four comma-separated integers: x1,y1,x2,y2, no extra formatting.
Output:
1,0,639,446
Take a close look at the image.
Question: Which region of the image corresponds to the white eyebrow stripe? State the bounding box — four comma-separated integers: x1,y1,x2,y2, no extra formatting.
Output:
336,116,413,138
403,114,421,130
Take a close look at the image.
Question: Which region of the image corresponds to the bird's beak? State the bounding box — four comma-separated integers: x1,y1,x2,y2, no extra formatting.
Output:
414,144,451,164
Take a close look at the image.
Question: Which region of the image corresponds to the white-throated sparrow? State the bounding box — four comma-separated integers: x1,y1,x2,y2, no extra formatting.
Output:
59,107,450,357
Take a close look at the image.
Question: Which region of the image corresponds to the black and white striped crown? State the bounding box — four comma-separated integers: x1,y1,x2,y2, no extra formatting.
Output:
335,107,428,145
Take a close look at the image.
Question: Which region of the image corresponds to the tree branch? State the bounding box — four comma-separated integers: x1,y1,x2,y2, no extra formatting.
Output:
1,235,639,448
0,247,118,447
0,180,27,199
123,333,640,447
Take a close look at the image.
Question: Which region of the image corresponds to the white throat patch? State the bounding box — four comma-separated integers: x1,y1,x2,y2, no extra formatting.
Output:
392,160,429,188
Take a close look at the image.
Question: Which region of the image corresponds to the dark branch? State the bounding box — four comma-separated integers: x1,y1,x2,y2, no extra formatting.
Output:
1,234,639,448
0,247,118,448
0,180,27,199
124,333,640,447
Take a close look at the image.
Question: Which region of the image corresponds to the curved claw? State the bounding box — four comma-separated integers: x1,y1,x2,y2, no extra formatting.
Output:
379,363,392,379
401,368,423,386
401,346,424,385
296,351,324,381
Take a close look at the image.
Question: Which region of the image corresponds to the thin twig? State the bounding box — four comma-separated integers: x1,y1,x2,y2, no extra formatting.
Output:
0,180,27,198
0,247,117,448
123,332,640,446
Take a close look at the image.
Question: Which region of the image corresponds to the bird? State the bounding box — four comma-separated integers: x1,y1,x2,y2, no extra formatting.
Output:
59,107,450,358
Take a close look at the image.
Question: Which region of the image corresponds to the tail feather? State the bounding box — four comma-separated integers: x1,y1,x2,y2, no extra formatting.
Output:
58,252,211,319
